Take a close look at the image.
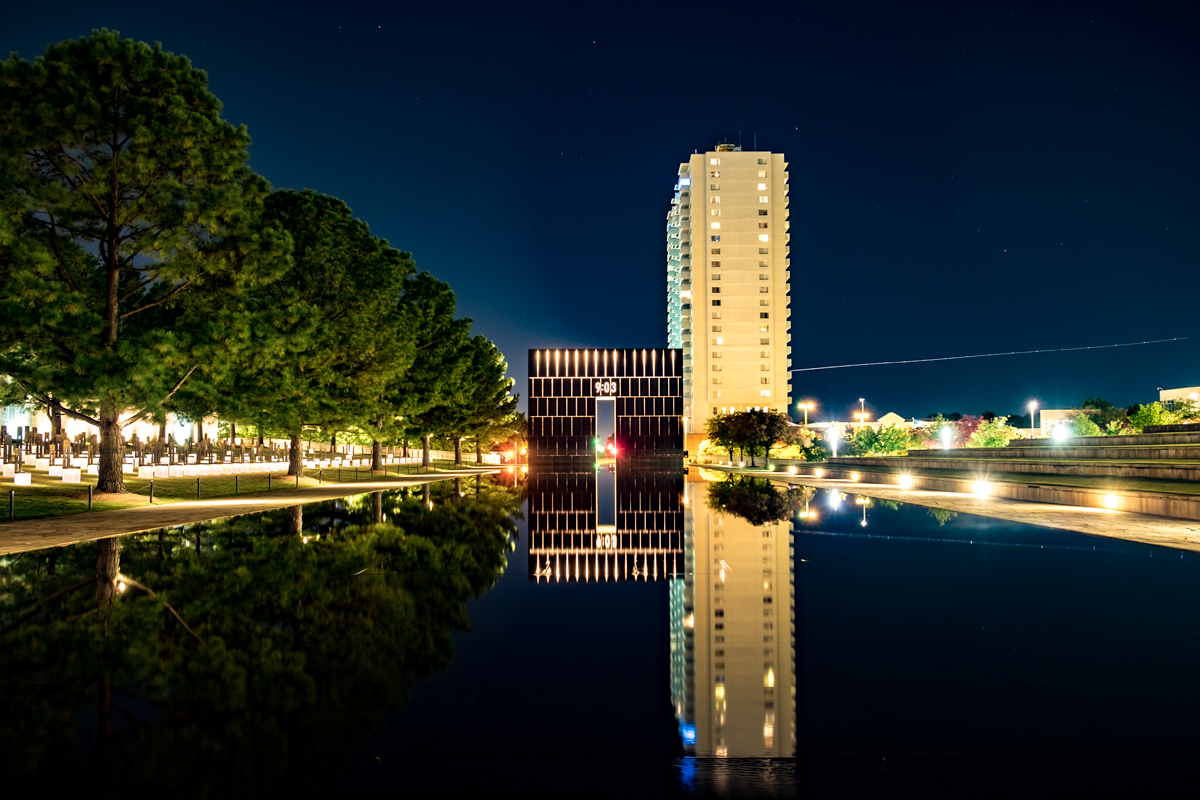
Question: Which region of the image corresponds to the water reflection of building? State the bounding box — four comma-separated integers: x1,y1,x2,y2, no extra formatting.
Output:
672,480,796,756
527,469,684,583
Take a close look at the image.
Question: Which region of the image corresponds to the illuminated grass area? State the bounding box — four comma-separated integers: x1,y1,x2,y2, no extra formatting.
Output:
0,461,483,522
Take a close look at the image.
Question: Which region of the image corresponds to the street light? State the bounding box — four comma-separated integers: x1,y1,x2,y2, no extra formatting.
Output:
797,401,815,426
1029,401,1038,437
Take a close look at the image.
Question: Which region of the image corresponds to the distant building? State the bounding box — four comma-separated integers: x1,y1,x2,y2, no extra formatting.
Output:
668,142,792,454
1160,386,1200,409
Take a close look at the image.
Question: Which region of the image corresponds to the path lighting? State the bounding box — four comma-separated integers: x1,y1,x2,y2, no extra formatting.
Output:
973,481,992,497
1103,494,1120,509
898,475,914,489
814,468,825,478
850,472,860,481
1053,425,1071,443
788,466,798,474
1029,401,1038,436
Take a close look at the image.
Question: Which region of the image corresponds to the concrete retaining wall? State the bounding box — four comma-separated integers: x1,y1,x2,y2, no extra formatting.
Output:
836,456,1200,482
763,461,1200,521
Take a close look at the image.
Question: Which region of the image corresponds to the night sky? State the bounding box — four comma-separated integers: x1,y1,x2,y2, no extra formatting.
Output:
5,1,1198,424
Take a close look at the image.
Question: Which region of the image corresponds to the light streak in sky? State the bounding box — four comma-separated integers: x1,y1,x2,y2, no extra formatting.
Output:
789,337,1188,373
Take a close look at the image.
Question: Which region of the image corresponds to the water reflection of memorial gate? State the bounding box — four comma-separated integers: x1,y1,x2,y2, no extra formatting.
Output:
527,469,684,582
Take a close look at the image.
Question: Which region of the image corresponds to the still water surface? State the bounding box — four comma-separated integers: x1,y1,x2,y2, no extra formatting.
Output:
5,473,1200,796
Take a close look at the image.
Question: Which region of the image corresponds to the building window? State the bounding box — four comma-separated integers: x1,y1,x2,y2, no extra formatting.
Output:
713,352,722,358
712,286,720,292
711,222,720,229
712,364,722,371
760,326,769,332
710,183,719,190
712,300,721,306
758,158,767,164
710,209,720,216
710,196,720,203
711,235,721,242
761,390,771,397
711,248,720,255
760,351,769,358
759,196,768,203
760,338,769,345
758,209,768,216
758,183,767,191
760,378,769,384
712,377,722,385
711,261,721,268
759,286,769,293
760,364,770,371
760,312,769,319
712,311,721,319
759,273,769,280
713,337,723,345
711,158,720,165
758,170,767,177
760,299,769,306
714,390,722,398
712,325,722,332
759,248,768,255
710,170,720,178
758,234,769,242
758,222,768,229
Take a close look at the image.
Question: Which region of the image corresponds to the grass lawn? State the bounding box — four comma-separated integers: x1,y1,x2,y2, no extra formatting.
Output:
1,460,494,522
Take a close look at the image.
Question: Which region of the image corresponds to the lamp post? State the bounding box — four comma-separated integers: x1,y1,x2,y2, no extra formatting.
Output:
1029,401,1038,438
859,398,865,426
798,401,814,426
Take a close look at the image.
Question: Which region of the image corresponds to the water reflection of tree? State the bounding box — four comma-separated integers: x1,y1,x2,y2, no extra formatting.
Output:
705,475,814,526
926,507,958,526
0,479,520,795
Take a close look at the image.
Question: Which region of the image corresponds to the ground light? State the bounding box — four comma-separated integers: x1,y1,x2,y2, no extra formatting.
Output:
973,480,992,497
1103,494,1120,509
898,475,914,488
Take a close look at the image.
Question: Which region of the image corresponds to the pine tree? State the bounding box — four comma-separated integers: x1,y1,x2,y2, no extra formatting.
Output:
0,31,289,491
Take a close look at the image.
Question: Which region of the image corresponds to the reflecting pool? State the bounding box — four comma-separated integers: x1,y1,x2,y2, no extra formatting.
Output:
10,470,1200,796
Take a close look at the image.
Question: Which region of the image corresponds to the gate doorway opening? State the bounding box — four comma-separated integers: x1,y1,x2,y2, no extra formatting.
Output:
595,398,616,464
595,397,617,533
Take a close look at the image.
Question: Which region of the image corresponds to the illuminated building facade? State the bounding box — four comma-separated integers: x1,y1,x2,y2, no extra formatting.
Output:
666,144,792,451
527,468,684,583
526,348,683,462
671,480,796,756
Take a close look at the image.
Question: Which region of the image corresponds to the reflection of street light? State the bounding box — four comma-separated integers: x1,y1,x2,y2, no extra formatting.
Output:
1029,401,1038,437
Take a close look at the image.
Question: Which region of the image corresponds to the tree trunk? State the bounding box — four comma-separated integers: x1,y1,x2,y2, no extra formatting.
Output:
475,474,480,498
454,437,462,467
422,434,431,467
96,536,120,609
455,477,463,496
288,504,302,537
372,491,383,525
96,403,125,494
423,482,431,506
476,437,483,464
371,438,382,471
288,431,303,477
402,438,409,458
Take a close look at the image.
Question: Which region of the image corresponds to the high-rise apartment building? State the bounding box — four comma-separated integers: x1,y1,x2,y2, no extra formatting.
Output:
667,143,791,452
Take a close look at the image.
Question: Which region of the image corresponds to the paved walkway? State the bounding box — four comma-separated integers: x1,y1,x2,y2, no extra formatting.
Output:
0,469,498,556
709,466,1200,554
